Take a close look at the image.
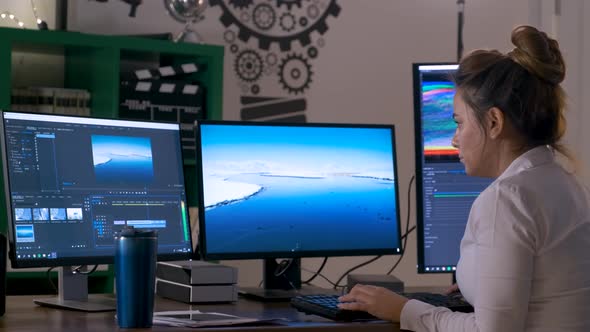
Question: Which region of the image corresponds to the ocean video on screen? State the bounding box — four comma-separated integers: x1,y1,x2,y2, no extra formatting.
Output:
91,135,154,183
201,125,400,255
16,225,34,243
422,80,458,158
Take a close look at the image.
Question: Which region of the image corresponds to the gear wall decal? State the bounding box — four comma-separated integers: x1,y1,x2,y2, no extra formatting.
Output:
278,53,312,95
228,0,254,9
234,49,264,82
276,0,304,10
210,0,341,122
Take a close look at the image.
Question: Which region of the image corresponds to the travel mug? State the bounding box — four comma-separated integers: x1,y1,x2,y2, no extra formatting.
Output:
115,226,158,328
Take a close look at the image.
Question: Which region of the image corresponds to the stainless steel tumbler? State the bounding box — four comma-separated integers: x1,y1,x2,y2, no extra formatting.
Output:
115,226,157,328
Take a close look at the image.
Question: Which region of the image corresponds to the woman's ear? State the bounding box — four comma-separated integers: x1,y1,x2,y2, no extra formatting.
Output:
486,107,505,139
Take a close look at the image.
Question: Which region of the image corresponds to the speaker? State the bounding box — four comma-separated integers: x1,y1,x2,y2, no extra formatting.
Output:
0,233,6,316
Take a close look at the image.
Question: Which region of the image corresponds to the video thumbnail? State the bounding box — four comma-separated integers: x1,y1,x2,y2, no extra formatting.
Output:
33,208,49,221
50,208,66,221
67,208,83,220
91,135,154,184
15,208,32,221
16,224,34,243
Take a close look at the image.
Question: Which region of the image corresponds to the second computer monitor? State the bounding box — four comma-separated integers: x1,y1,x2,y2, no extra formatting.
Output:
412,63,493,273
195,120,403,262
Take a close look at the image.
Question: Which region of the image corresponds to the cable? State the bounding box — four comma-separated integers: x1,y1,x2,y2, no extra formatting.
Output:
46,265,99,294
30,0,39,21
387,175,415,275
282,274,299,293
332,255,382,290
256,258,296,288
301,257,328,285
387,250,405,275
301,266,341,289
274,258,294,277
276,259,302,292
457,0,465,61
401,225,416,240
73,265,99,275
46,267,58,294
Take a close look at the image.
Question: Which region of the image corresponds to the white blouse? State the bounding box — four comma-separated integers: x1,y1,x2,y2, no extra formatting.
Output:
401,146,590,332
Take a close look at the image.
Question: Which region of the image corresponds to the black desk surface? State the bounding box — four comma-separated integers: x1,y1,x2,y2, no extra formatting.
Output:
0,294,400,331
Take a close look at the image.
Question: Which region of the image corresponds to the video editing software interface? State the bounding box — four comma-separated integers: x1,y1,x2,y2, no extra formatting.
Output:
1,112,192,267
196,121,403,260
414,64,492,273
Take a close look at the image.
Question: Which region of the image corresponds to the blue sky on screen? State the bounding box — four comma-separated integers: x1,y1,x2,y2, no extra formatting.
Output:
200,125,395,173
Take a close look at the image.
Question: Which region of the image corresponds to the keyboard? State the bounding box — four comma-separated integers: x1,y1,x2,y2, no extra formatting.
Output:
291,294,378,321
291,292,473,321
400,292,474,313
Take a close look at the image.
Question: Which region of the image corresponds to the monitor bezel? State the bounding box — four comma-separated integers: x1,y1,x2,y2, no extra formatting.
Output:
0,110,193,268
195,119,404,261
412,62,459,274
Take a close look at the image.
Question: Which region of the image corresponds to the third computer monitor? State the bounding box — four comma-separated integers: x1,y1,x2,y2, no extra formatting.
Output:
412,63,493,273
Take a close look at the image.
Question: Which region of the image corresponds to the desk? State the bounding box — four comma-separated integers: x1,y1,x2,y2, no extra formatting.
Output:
0,295,399,331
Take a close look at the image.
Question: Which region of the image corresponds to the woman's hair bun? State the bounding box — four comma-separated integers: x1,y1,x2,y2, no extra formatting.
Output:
508,25,565,85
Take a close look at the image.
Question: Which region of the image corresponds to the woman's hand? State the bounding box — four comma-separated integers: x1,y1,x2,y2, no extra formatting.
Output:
445,283,460,295
338,284,409,322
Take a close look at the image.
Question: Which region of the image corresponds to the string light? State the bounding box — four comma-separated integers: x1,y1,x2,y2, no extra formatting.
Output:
0,1,48,30
0,11,26,28
30,0,48,30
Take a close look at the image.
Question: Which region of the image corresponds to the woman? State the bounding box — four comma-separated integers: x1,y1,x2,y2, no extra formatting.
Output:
339,25,590,331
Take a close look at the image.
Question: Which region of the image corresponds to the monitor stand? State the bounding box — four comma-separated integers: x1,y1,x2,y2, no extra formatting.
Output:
33,266,116,312
238,258,338,302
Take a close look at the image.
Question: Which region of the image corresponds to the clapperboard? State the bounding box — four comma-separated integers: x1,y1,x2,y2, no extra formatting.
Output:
133,63,198,80
119,62,205,161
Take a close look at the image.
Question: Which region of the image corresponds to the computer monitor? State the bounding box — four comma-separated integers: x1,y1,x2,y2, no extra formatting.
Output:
0,111,192,311
412,63,493,274
195,120,403,300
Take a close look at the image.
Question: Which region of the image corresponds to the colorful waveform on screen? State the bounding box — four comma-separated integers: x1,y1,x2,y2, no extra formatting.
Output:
422,81,458,156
